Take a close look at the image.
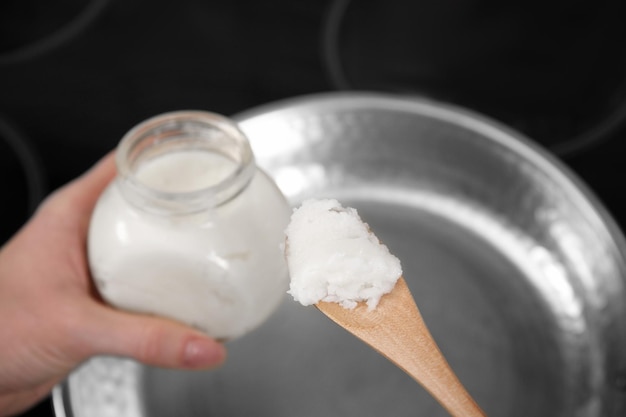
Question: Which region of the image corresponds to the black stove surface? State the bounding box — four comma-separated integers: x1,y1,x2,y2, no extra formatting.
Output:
1,1,625,416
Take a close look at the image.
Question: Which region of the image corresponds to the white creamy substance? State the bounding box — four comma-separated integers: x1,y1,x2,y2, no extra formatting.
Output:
89,150,290,339
135,150,237,192
285,199,402,310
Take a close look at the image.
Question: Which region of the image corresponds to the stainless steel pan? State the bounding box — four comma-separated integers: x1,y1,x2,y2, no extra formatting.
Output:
54,92,626,417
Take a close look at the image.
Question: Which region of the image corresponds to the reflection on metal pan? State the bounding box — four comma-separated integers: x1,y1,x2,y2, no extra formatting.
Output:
54,92,626,417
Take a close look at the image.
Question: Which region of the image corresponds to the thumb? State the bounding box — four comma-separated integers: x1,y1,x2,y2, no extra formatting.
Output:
81,303,226,369
37,151,117,237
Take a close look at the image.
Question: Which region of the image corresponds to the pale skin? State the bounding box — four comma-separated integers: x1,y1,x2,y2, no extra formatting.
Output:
0,153,226,416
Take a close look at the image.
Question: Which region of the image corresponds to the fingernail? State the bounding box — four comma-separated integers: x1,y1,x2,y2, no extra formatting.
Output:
183,338,226,368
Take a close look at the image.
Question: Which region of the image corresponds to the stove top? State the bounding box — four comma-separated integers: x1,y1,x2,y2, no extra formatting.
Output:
2,1,625,416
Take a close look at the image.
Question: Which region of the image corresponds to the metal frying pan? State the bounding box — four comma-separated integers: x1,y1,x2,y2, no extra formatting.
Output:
54,92,626,417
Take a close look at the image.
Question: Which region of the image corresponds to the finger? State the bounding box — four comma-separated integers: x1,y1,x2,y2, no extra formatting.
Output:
0,381,58,417
81,304,226,370
62,151,117,216
36,151,117,236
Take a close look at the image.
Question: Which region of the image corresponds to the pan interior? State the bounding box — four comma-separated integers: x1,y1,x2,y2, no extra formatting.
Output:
140,189,571,417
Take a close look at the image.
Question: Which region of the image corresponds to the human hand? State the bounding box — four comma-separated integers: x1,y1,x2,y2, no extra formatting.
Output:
0,153,226,416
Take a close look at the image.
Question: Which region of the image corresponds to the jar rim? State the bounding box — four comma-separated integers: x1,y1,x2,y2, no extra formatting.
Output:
116,110,256,214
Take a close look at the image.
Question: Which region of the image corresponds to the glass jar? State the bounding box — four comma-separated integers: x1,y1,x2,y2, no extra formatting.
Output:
88,111,291,340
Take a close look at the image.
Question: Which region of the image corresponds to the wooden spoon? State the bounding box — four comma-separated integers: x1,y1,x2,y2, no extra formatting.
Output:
316,276,486,417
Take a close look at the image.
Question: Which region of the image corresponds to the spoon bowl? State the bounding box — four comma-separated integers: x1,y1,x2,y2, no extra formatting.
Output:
316,277,486,417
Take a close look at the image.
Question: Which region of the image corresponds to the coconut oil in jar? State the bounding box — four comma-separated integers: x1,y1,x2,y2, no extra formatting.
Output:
88,111,291,340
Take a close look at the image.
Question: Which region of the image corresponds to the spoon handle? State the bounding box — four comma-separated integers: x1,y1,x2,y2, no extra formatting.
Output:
317,278,486,417
382,279,485,417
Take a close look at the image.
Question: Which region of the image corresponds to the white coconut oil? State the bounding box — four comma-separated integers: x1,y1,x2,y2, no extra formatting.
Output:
285,199,402,310
88,111,290,340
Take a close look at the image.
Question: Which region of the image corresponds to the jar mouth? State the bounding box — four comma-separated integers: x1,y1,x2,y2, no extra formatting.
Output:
116,111,256,214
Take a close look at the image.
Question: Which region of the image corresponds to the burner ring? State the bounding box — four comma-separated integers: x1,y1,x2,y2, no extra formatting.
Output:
0,0,111,65
322,0,626,157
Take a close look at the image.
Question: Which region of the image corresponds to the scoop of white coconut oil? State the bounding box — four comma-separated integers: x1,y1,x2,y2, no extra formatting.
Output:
284,198,402,310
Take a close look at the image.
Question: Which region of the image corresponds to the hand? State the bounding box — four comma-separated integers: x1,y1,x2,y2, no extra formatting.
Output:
0,153,226,416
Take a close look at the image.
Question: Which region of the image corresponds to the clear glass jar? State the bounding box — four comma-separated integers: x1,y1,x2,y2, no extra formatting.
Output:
88,111,291,340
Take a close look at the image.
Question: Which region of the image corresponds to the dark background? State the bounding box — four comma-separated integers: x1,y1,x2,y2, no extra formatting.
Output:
1,0,626,416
